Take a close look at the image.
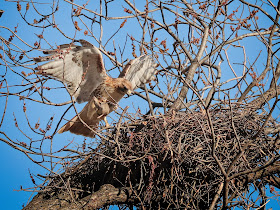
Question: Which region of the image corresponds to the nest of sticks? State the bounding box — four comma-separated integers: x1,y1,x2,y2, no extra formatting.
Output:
29,102,280,209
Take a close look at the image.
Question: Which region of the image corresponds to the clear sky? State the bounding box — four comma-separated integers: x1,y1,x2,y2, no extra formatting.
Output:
1,2,44,208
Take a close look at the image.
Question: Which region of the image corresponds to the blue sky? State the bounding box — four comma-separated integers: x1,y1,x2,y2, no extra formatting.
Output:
0,0,279,209
0,2,42,208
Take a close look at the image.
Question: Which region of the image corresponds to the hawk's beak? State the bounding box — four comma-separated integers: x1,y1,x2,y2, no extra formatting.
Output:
127,89,132,96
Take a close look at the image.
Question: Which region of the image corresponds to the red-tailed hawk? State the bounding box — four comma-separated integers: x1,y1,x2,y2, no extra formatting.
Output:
34,40,157,137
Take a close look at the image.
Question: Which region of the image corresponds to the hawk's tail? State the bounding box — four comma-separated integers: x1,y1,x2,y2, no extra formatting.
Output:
57,102,102,138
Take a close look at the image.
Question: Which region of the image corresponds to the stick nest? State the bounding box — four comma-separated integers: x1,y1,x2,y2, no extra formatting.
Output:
39,102,280,209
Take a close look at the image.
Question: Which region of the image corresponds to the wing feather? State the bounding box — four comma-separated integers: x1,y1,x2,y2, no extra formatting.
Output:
35,43,157,137
34,40,108,103
59,55,158,137
119,55,157,90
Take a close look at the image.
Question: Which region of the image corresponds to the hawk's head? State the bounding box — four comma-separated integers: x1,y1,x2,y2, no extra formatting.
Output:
115,78,133,95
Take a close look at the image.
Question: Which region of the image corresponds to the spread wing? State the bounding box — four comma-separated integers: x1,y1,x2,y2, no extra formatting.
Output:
119,55,157,90
34,40,108,103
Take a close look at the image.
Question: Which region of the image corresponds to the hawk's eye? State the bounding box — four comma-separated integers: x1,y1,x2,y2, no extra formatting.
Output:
121,86,128,92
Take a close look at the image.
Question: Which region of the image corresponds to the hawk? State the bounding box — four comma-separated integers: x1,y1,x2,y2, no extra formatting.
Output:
34,40,157,137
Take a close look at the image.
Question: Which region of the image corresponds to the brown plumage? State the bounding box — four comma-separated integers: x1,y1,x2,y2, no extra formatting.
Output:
58,78,132,137
34,40,157,137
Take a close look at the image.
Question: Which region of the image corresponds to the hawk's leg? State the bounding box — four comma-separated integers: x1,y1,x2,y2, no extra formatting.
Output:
103,104,118,127
103,117,109,127
92,97,111,127
101,104,117,127
92,97,109,116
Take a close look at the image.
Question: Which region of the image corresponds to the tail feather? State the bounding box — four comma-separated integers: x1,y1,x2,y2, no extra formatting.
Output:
57,102,103,138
